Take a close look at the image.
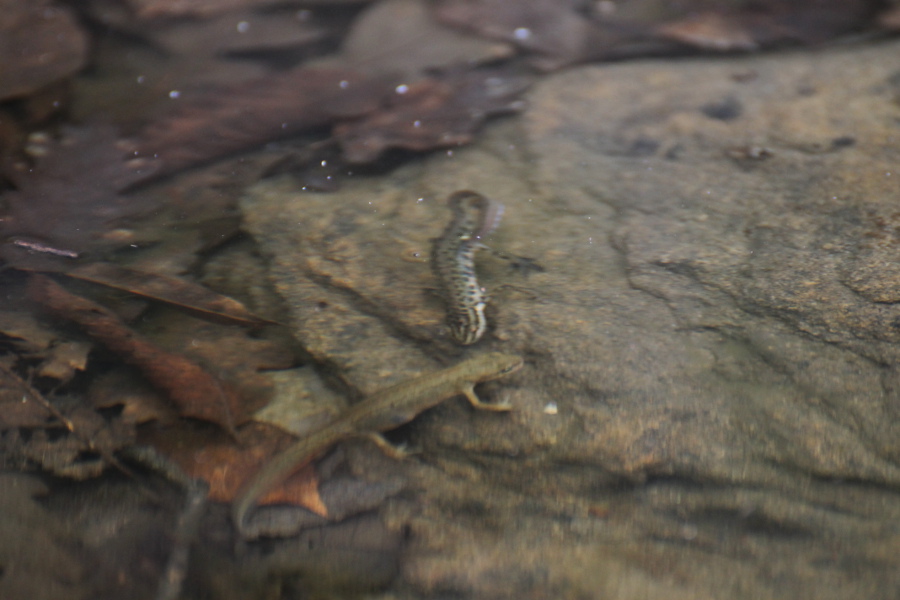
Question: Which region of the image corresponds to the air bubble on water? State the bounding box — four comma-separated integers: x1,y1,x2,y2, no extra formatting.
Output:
513,27,532,40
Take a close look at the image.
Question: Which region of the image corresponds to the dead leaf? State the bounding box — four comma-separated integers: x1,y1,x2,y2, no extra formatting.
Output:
0,125,157,265
0,0,88,101
27,274,242,435
90,4,337,111
0,308,91,384
0,358,137,479
145,311,290,418
434,0,599,69
654,0,881,50
19,80,72,126
0,310,57,352
8,405,134,479
340,0,513,80
0,106,23,163
166,320,292,372
65,262,276,326
655,11,761,51
147,6,329,59
35,341,91,382
0,364,55,428
435,0,884,68
878,5,900,29
123,0,360,19
132,67,394,180
334,68,530,163
90,368,179,425
142,422,327,516
0,393,135,480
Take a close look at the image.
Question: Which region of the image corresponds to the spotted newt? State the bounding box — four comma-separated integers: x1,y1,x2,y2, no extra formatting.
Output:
232,351,523,532
432,190,505,345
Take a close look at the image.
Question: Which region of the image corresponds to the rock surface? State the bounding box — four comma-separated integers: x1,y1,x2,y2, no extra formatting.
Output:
240,39,900,598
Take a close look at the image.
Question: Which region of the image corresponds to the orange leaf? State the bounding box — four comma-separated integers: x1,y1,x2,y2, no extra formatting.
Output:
142,422,328,517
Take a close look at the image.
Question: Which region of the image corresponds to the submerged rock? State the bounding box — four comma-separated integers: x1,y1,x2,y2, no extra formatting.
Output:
240,38,900,599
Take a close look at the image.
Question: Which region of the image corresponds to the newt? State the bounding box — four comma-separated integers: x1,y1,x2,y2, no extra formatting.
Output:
231,351,523,533
432,190,505,345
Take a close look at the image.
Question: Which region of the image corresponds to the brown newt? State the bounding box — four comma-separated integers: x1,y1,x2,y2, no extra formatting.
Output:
231,351,523,533
432,190,505,345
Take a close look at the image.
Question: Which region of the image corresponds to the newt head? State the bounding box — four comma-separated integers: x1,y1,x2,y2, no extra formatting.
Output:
479,352,524,380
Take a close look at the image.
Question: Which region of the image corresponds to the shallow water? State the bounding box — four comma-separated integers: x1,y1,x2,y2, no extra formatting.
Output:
3,5,900,599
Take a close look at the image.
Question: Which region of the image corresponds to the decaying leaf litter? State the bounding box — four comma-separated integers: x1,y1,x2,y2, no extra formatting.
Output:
1,0,899,598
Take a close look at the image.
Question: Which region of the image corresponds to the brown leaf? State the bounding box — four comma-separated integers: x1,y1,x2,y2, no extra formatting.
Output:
435,0,883,68
27,275,242,435
65,262,276,326
132,67,394,180
0,369,136,479
654,0,881,50
0,0,88,101
878,5,900,29
124,0,362,20
435,0,599,69
5,404,135,479
0,106,23,163
34,341,91,382
0,364,55,428
90,368,180,425
334,68,530,163
145,312,288,419
341,0,513,81
142,422,327,516
0,294,93,385
93,4,336,110
0,125,157,263
655,12,762,51
0,359,137,479
147,6,328,59
0,310,57,352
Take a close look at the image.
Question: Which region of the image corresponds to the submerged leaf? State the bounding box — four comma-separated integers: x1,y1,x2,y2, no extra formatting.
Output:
34,341,91,382
0,0,88,101
0,308,91,384
142,422,327,516
0,310,57,352
340,0,513,80
334,68,530,163
435,0,885,68
27,275,243,435
14,406,133,479
0,364,55,428
132,67,393,180
0,125,156,263
654,0,881,50
880,5,900,30
434,0,600,69
90,368,179,426
123,0,357,19
65,262,276,326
